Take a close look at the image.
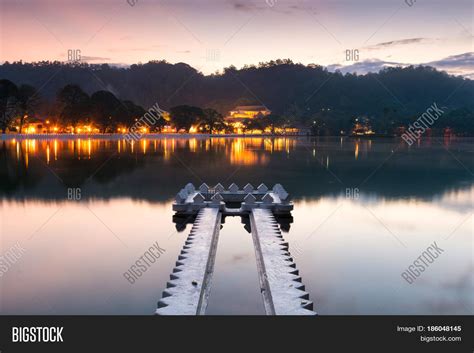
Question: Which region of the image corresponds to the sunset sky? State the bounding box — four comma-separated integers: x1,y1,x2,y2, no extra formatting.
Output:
0,0,473,77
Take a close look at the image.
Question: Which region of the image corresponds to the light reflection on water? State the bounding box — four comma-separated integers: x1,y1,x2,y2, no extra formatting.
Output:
0,137,472,314
5,137,297,167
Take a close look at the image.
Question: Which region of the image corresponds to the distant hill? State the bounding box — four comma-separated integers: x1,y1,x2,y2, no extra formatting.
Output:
1,59,473,132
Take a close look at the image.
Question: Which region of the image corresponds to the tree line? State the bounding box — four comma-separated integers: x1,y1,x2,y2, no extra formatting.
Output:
0,79,146,133
1,59,474,134
0,79,293,134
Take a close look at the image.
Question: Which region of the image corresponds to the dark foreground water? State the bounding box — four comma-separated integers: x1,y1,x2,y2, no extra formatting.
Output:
0,136,472,314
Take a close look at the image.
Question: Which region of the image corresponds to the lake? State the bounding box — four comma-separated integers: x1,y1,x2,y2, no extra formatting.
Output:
0,136,472,315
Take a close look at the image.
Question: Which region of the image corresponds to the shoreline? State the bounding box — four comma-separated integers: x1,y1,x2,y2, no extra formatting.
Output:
1,133,470,141
0,133,307,140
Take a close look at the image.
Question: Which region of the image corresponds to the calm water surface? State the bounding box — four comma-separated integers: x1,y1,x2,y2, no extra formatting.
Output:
0,136,472,314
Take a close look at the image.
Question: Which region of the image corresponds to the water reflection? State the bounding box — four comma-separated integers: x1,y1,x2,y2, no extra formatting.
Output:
1,137,472,203
289,192,473,314
0,187,471,314
3,137,301,170
0,136,472,314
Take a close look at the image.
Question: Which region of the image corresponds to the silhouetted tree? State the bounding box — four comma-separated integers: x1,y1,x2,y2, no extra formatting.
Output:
57,84,90,129
0,79,19,133
261,114,286,134
243,119,264,132
16,84,39,133
90,90,121,132
1,61,474,134
116,100,146,128
169,105,204,131
200,108,224,133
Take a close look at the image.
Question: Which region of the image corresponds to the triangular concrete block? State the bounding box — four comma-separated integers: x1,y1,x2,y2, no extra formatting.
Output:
184,183,195,193
199,183,209,193
273,184,289,200
193,193,205,204
228,183,239,192
214,183,225,192
244,193,256,204
272,183,282,192
262,193,274,204
211,193,223,204
243,183,254,193
175,192,186,203
257,183,268,193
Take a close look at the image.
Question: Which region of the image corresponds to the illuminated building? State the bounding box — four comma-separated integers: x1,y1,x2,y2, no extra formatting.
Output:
351,118,375,136
224,105,271,133
226,105,271,122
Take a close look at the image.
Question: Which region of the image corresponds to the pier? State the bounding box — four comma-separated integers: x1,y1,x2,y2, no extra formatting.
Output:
156,183,316,315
